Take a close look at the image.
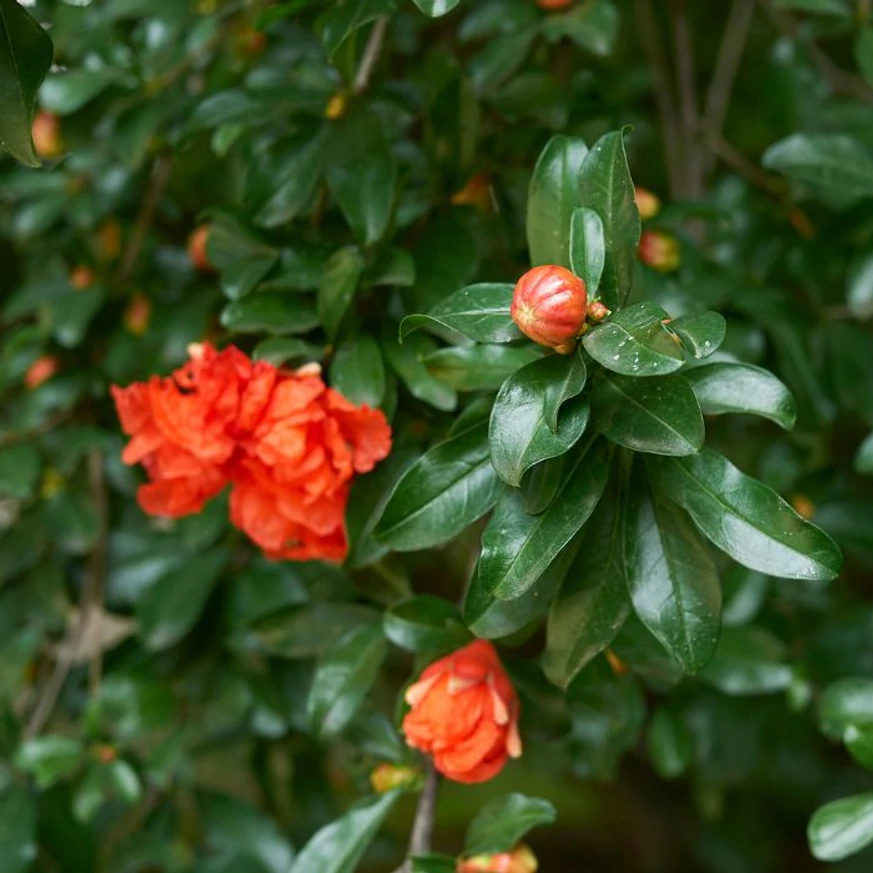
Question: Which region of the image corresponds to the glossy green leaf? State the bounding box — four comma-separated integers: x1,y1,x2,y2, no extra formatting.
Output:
136,549,227,651
582,302,683,376
490,355,591,487
541,348,588,432
15,735,85,788
318,247,365,341
410,855,456,873
423,344,541,391
520,454,565,515
650,450,842,580
684,362,796,430
526,134,588,268
255,134,326,227
400,284,521,344
540,0,620,56
382,330,457,412
763,133,873,196
0,443,40,500
206,220,279,301
383,595,470,654
593,372,704,456
569,207,605,293
41,69,115,115
809,793,873,862
253,338,323,367
0,0,54,166
480,439,610,600
307,624,387,739
701,626,792,695
0,787,37,873
577,129,640,309
330,336,386,407
374,419,499,550
318,0,395,59
464,794,557,855
254,603,379,659
625,469,721,673
220,294,319,335
856,433,873,474
288,790,401,873
845,725,873,770
543,484,631,688
667,312,726,360
647,707,692,779
411,0,460,15
819,678,873,737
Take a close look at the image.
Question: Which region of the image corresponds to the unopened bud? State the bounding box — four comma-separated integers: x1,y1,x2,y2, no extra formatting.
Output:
25,356,59,390
96,221,123,263
791,494,816,520
70,266,97,290
587,300,611,324
187,226,213,272
511,265,588,354
32,111,63,160
457,844,538,873
94,744,118,764
124,294,152,336
370,763,420,794
638,230,680,273
634,187,661,222
605,648,629,676
536,0,574,10
451,173,493,211
325,93,347,120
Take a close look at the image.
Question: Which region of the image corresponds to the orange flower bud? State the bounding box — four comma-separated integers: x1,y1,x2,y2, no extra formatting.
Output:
236,25,266,55
634,187,661,222
25,356,59,390
187,225,213,272
96,220,123,263
124,294,152,336
451,173,493,211
458,845,538,873
325,93,347,120
511,265,588,354
32,111,63,160
94,745,118,764
70,266,97,290
536,0,573,10
402,640,521,784
638,230,680,273
605,648,629,676
587,300,611,324
370,763,420,794
791,494,816,520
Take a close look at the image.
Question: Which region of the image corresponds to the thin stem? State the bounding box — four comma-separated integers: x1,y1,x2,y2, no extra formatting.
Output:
393,762,440,873
87,450,109,696
701,126,785,195
671,0,703,199
354,16,389,95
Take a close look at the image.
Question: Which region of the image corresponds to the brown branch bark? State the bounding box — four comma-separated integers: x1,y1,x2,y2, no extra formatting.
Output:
354,16,389,95
671,0,703,199
392,762,440,873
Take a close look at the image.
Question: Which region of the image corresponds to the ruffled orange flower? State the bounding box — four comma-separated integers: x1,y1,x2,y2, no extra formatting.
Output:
402,640,522,784
111,343,391,562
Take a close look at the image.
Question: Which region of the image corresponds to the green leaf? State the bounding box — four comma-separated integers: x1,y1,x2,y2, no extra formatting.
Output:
383,595,470,654
543,484,631,688
221,294,319,336
684,362,796,430
480,438,610,601
845,725,873,770
411,0,460,15
136,549,227,651
464,794,557,855
374,419,499,550
330,336,386,407
526,134,588,268
647,707,692,779
289,790,402,873
0,787,37,873
48,287,104,348
206,221,279,301
318,0,395,59
490,355,591,487
809,793,873,862
0,443,40,500
382,330,457,412
625,468,721,673
423,344,541,392
856,433,873,474
410,856,456,873
819,678,873,737
593,372,703,456
577,129,640,309
307,624,387,739
762,133,873,196
774,0,849,12
857,25,873,87
582,302,683,377
848,251,873,319
0,0,54,166
15,735,85,788
400,284,521,344
667,312,725,360
41,69,115,115
254,338,324,368
326,110,396,246
540,0,619,56
255,134,326,228
318,247,365,341
520,455,565,515
700,626,792,695
649,450,842,580
569,207,605,293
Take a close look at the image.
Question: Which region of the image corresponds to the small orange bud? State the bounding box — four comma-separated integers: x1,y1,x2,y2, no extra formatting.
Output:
791,494,816,520
236,25,266,55
70,266,97,290
511,265,588,354
451,173,493,211
95,745,118,765
32,111,63,159
536,0,573,10
96,221,123,263
124,294,152,336
638,230,680,273
605,648,629,676
587,300,611,324
458,845,538,873
325,93,347,120
187,226,213,272
25,356,59,390
635,187,661,222
370,763,420,794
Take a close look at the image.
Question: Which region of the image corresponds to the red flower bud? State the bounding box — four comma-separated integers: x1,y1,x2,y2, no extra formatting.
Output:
638,231,680,273
587,300,611,324
511,265,588,354
25,356,59,390
791,494,816,520
96,221,123,264
536,0,573,10
458,845,538,873
451,173,493,211
124,294,152,336
95,744,118,764
187,226,213,272
402,640,522,784
370,763,420,794
634,187,661,222
70,266,97,290
32,111,63,160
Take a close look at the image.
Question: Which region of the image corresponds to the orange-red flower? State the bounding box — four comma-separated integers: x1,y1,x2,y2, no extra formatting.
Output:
458,845,538,873
402,640,522,784
25,356,59,390
111,343,391,562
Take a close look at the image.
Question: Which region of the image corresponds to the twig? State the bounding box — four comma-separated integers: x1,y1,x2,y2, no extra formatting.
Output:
354,16,389,95
393,762,440,873
703,0,756,177
671,0,703,199
25,451,109,738
701,127,785,195
635,0,683,198
115,152,173,286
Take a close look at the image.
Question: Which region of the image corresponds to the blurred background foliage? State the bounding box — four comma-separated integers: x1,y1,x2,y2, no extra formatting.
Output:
2,0,873,871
